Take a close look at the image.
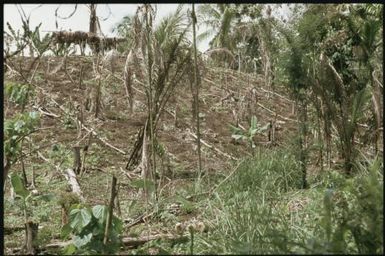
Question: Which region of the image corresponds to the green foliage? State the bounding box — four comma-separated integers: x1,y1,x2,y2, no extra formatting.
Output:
11,174,31,201
10,173,56,224
5,82,33,108
4,112,40,164
193,149,302,254
230,115,269,149
193,148,383,254
130,178,156,193
176,196,196,214
62,204,123,255
57,192,81,210
28,23,52,56
306,157,383,254
5,18,51,57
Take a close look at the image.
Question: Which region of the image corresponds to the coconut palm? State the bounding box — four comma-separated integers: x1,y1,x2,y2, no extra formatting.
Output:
197,4,235,50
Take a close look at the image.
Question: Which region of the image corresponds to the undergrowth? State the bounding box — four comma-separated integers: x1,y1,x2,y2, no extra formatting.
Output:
188,149,384,255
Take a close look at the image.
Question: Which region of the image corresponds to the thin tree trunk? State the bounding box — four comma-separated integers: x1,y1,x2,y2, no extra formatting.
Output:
23,221,38,255
4,157,10,192
95,74,102,118
144,4,158,202
192,4,203,179
89,4,97,34
80,134,92,177
18,142,29,187
61,207,68,226
298,97,308,189
72,146,82,175
104,175,117,245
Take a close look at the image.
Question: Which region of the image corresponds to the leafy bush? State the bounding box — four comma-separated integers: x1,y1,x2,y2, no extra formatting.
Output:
61,204,123,255
5,82,33,108
306,157,383,254
4,112,40,164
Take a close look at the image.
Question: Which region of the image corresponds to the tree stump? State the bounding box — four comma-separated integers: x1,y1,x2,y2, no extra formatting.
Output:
61,207,68,226
23,221,39,255
72,146,82,175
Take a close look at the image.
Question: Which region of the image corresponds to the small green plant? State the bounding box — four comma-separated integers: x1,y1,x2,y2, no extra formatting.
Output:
10,174,55,253
4,112,40,165
5,82,34,110
231,115,269,150
61,204,123,255
11,174,32,219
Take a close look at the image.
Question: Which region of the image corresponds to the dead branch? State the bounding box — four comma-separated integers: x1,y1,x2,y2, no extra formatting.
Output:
44,234,189,250
257,102,297,122
258,86,293,103
33,106,60,118
187,130,237,160
124,211,155,229
7,64,126,155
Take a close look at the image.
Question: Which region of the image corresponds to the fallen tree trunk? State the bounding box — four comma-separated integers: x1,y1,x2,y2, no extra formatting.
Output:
63,169,85,202
44,234,189,250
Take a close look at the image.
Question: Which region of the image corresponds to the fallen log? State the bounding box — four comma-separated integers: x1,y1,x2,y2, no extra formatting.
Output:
257,102,297,123
63,169,85,202
188,130,237,160
44,234,189,250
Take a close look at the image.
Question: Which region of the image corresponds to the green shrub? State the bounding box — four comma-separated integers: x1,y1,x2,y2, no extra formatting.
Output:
309,157,383,254
61,204,123,255
194,150,383,255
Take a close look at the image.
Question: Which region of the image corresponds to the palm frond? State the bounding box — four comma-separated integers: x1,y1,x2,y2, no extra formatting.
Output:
218,7,235,49
346,87,371,138
197,29,216,43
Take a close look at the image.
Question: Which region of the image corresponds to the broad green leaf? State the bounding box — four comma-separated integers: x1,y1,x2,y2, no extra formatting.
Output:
61,223,73,239
69,207,92,231
92,205,108,222
112,216,123,234
73,233,92,249
62,244,77,255
10,174,30,199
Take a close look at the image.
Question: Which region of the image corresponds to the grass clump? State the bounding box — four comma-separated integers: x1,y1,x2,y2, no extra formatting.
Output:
192,149,383,255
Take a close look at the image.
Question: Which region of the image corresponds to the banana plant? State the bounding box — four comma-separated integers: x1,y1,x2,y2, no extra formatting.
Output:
231,115,269,150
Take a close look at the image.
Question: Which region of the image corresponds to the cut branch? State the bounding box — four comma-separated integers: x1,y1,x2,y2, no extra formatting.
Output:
44,234,189,250
188,130,237,160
